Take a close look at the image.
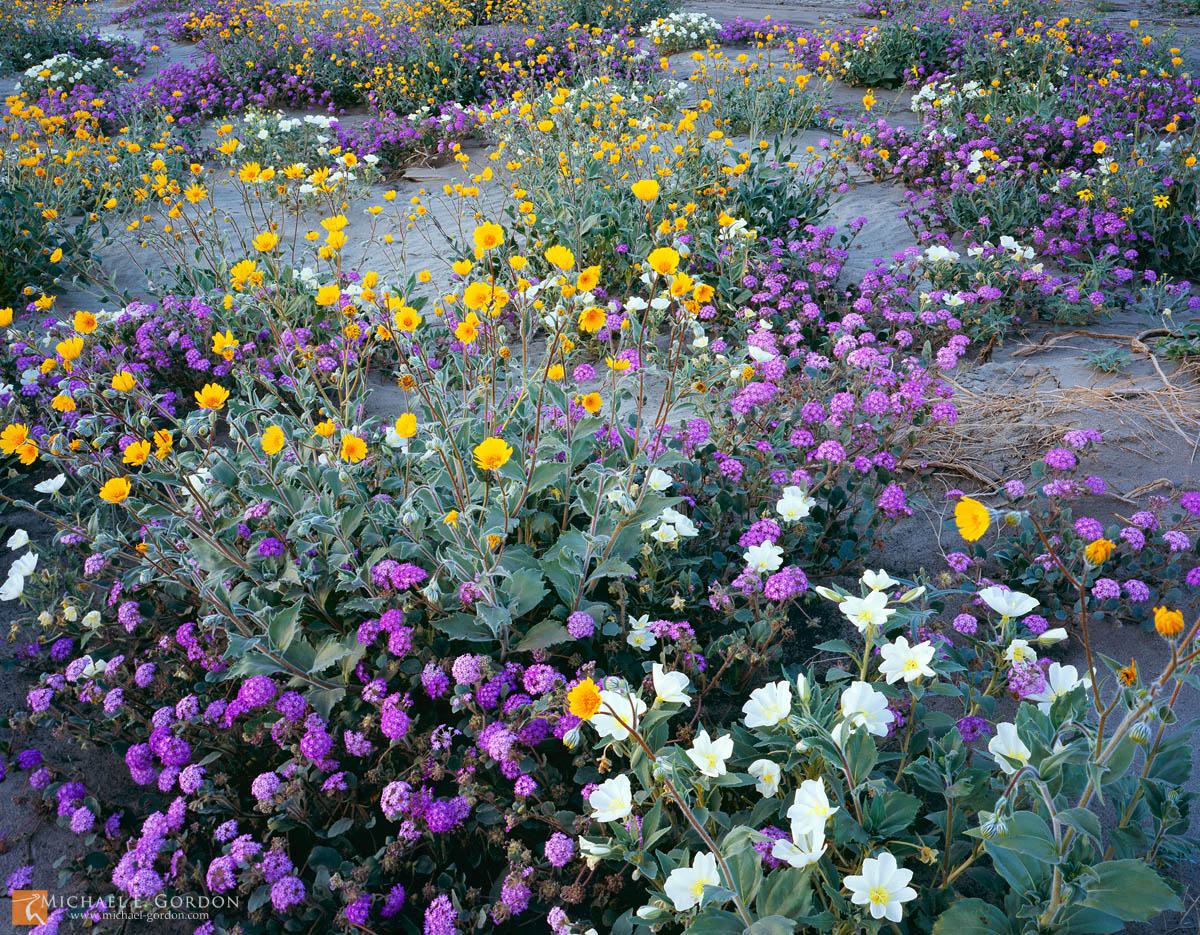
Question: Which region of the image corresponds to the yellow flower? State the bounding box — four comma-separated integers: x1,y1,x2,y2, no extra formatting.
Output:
52,394,76,412
56,337,84,362
578,308,606,337
99,477,131,504
15,441,37,466
315,284,342,307
49,248,63,264
473,222,504,252
567,677,602,720
1152,194,1169,209
463,282,494,311
194,383,229,410
229,258,262,292
392,306,422,332
576,266,601,292
1154,606,1185,639
123,439,151,466
547,364,564,381
1084,538,1115,564
340,434,368,463
694,283,715,304
631,179,660,201
154,429,173,458
253,230,279,252
862,90,876,110
581,392,602,414
0,307,12,327
474,436,513,471
1092,140,1107,154
455,312,481,344
0,424,29,456
605,355,631,372
647,247,680,276
452,259,473,276
261,426,286,455
954,496,990,542
315,420,336,438
545,245,575,271
212,330,239,361
444,510,459,526
111,371,137,392
395,413,417,438
537,119,555,132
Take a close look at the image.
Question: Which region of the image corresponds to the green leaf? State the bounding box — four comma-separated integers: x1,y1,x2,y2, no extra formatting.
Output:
984,810,1059,863
932,898,1013,935
756,867,813,919
505,568,548,617
516,620,570,651
267,602,301,652
1079,860,1182,922
434,613,493,642
744,916,795,935
682,908,744,935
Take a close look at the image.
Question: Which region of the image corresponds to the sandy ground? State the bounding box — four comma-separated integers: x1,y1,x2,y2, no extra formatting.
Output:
2,0,1200,930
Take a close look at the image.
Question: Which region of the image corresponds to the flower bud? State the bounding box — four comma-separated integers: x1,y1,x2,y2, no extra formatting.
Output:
1130,720,1152,745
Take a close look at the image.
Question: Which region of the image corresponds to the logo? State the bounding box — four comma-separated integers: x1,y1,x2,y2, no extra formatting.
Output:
12,891,48,926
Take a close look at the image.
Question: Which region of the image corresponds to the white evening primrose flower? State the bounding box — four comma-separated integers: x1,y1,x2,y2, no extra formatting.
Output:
686,729,734,778
748,344,775,362
743,541,783,575
81,610,102,629
860,569,899,591
652,663,691,706
592,691,647,741
839,590,894,634
10,551,37,578
979,586,1039,618
787,778,839,835
748,759,781,797
588,774,633,822
663,852,721,912
646,468,673,492
877,637,937,684
843,851,917,922
0,573,24,601
7,529,29,550
987,722,1032,774
627,628,657,650
1028,662,1090,714
651,523,679,545
775,486,814,522
838,681,895,739
771,828,826,869
742,679,792,728
1036,628,1068,645
1003,638,1037,665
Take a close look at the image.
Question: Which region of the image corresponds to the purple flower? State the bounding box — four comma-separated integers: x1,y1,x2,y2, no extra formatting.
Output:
566,611,594,639
956,716,991,743
270,876,306,912
544,832,574,867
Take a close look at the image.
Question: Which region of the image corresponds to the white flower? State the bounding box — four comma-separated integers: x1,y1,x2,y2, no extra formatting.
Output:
646,468,673,492
663,852,721,912
748,759,781,797
787,778,839,835
838,681,895,739
10,551,37,578
0,574,24,601
81,611,102,629
652,664,691,706
651,523,679,544
592,691,647,741
743,541,783,575
1003,638,1037,665
687,729,733,778
877,637,936,684
987,722,1032,774
588,774,633,822
839,590,894,633
860,569,899,591
844,851,917,922
748,344,775,362
7,529,29,550
796,671,811,703
923,245,960,264
979,586,1039,618
742,680,792,728
627,628,657,650
771,828,826,868
1036,627,1068,645
775,486,814,522
1028,663,1090,714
